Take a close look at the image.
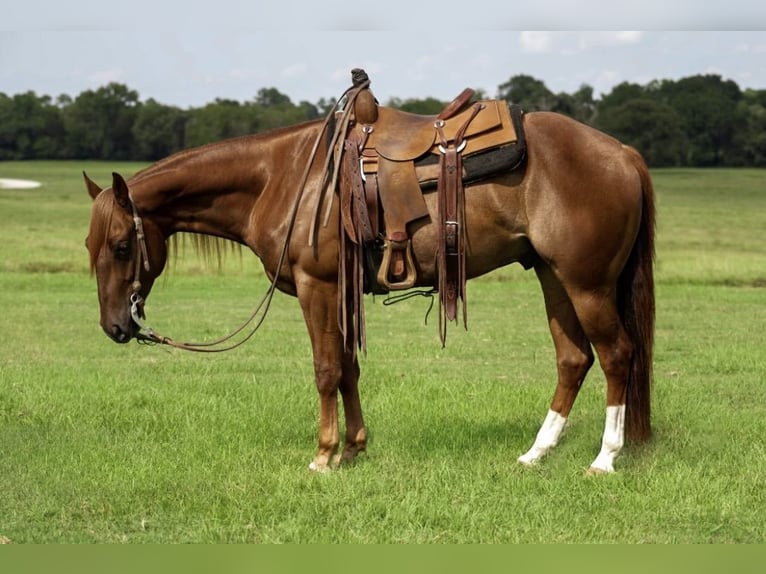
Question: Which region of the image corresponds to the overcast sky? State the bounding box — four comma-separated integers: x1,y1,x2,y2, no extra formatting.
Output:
2,3,766,108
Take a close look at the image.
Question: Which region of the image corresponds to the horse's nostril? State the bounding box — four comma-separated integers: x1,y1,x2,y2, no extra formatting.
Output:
111,324,130,344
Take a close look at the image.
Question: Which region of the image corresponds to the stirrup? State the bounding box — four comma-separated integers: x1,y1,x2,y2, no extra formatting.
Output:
377,237,417,290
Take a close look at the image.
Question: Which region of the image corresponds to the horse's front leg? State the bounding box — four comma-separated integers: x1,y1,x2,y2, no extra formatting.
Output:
297,277,366,471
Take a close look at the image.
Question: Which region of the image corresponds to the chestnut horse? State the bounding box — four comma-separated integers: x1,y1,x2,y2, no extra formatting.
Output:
85,110,655,474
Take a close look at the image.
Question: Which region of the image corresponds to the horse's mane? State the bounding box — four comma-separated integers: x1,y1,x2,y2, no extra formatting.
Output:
89,121,328,275
130,119,324,183
88,189,240,276
168,233,242,273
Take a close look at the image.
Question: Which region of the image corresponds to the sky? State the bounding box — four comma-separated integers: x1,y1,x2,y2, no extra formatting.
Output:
2,3,766,109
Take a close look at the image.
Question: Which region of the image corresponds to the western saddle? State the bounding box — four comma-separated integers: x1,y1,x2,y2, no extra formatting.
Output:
325,69,525,350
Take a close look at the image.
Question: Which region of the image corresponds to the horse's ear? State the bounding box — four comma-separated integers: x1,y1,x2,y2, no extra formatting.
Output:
111,172,131,211
83,172,102,200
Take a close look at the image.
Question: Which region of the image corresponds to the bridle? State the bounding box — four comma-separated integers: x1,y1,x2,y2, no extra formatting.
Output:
120,81,366,352
125,191,281,352
126,193,170,346
124,192,281,352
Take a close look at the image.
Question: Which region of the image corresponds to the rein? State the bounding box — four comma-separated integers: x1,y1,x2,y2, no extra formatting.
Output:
127,189,294,352
126,81,368,352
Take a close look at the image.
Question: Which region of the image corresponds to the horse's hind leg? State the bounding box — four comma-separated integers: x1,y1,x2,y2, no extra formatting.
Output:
567,287,634,474
518,263,594,465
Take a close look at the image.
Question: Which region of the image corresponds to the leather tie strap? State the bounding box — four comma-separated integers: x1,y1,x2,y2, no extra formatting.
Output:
435,103,483,345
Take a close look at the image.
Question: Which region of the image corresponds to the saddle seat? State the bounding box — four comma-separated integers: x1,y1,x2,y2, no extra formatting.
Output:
356,92,514,163
355,87,474,160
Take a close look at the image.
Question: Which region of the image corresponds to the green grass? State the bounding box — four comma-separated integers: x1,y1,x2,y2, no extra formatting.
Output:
1,162,765,543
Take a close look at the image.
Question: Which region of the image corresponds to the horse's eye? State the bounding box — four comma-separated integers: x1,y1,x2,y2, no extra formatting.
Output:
114,242,131,261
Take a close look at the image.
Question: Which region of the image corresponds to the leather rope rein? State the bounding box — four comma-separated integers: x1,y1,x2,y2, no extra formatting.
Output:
127,179,299,351
126,83,364,352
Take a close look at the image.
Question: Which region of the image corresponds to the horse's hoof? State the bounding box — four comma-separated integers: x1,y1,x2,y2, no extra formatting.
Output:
517,452,541,466
309,450,349,472
339,446,365,466
308,459,332,473
586,465,614,476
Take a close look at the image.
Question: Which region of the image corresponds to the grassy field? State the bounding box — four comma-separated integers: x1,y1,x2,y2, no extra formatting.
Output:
0,161,764,543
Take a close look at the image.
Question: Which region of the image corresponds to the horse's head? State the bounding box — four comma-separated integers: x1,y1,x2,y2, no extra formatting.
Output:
85,172,167,344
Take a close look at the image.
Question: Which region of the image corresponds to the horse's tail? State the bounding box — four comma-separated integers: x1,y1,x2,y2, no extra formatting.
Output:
619,146,656,443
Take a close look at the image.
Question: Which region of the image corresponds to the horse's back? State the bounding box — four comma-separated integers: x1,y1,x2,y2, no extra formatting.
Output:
524,111,642,180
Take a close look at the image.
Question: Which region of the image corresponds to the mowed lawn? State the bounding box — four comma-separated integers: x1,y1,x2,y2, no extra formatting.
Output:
0,161,764,543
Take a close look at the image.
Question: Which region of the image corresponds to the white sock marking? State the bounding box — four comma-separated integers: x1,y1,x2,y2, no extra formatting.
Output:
589,404,626,473
518,409,567,465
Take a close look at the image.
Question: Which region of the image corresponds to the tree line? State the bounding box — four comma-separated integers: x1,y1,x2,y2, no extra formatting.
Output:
2,74,765,167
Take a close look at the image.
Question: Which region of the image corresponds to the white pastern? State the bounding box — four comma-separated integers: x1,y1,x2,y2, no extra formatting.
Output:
518,409,567,465
589,404,626,473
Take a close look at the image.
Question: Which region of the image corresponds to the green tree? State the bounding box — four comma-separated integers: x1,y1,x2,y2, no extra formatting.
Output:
184,99,257,147
0,91,65,159
2,72,763,166
656,75,745,166
736,89,766,166
598,82,646,110
132,99,187,160
62,83,140,159
254,87,292,107
316,97,338,116
497,74,555,111
560,84,597,124
386,96,447,115
251,88,316,131
0,93,12,158
595,98,686,167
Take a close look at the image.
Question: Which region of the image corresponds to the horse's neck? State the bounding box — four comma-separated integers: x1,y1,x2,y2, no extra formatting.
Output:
130,124,318,245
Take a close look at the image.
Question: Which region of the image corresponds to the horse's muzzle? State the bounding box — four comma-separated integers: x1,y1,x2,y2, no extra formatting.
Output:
104,322,136,344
